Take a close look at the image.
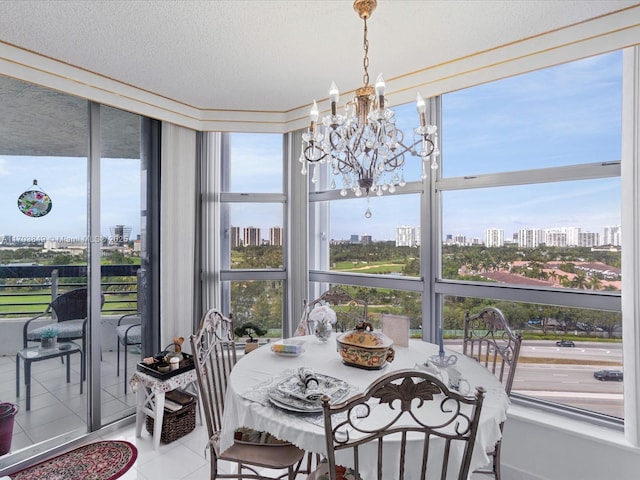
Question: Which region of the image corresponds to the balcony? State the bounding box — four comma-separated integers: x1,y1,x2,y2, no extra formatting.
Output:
0,264,140,455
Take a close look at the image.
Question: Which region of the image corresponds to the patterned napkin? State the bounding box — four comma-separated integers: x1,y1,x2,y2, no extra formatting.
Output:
240,369,357,427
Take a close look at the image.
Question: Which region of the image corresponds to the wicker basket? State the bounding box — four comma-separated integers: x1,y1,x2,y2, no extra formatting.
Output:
145,392,196,443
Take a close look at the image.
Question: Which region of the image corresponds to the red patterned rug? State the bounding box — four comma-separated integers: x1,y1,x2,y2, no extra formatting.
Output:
10,440,137,480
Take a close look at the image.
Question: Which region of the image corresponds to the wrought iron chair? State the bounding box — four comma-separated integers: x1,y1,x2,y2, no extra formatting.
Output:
463,307,523,480
296,286,369,336
307,369,486,480
190,308,306,480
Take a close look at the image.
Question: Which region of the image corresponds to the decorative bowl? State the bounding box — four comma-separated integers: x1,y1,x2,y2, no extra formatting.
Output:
156,363,171,373
336,322,394,370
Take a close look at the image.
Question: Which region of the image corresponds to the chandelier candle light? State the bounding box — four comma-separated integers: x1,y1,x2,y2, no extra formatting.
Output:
300,0,439,217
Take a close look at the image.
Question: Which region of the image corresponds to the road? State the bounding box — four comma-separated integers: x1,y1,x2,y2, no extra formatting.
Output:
444,340,624,418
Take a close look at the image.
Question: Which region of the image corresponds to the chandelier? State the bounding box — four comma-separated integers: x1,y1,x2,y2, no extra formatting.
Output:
300,0,439,218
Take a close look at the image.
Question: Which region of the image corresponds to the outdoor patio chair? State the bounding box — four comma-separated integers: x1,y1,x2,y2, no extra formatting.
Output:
23,288,104,380
307,369,486,480
116,312,141,394
463,307,523,480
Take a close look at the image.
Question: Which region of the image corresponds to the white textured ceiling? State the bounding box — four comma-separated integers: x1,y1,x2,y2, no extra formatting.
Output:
0,0,638,114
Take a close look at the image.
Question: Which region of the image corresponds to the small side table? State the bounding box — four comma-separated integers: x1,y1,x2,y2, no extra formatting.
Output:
130,368,198,451
16,341,83,411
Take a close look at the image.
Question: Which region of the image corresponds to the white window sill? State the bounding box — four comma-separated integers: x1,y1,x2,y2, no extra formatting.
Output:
507,403,638,453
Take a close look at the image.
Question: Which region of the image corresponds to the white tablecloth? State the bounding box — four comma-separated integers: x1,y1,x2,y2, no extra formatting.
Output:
221,335,509,479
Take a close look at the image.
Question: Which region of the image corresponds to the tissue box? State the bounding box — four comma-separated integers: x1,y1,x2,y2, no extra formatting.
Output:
271,339,305,356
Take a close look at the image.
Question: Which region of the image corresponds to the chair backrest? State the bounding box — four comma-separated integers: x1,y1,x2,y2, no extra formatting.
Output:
321,369,486,480
306,286,368,332
50,288,105,322
51,288,88,322
190,308,237,439
463,307,522,395
381,313,411,347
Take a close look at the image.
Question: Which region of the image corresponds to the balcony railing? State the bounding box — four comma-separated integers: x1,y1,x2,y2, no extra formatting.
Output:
0,264,139,318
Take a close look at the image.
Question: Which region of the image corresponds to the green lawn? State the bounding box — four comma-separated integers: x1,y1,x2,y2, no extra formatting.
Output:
0,292,137,316
333,260,405,274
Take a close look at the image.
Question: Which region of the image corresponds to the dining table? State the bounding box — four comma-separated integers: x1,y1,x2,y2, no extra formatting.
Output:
220,334,510,479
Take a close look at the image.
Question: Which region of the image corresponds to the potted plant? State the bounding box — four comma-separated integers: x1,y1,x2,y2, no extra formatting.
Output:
234,322,267,353
39,326,59,349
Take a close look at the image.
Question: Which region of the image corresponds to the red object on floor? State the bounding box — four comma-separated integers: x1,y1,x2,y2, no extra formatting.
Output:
0,403,18,455
9,440,137,480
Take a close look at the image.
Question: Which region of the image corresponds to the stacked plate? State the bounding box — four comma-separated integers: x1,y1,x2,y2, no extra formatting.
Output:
268,373,351,413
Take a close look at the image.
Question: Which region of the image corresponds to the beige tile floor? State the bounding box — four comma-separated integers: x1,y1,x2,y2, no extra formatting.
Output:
0,346,138,452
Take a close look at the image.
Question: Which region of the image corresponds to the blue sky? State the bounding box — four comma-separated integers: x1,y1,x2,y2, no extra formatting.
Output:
0,156,140,241
0,51,622,243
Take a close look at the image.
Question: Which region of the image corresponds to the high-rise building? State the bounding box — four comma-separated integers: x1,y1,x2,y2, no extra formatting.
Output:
230,226,241,248
269,226,283,246
560,227,581,246
518,228,544,248
485,228,504,247
109,225,132,246
361,234,372,245
579,232,600,247
453,234,467,246
350,234,360,244
544,229,567,247
603,225,622,246
243,227,260,246
396,226,419,247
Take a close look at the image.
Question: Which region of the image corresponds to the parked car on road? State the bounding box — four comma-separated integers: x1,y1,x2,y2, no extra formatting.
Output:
556,340,575,347
594,369,623,381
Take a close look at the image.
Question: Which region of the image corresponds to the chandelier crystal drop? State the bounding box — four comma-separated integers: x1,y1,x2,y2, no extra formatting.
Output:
300,0,439,217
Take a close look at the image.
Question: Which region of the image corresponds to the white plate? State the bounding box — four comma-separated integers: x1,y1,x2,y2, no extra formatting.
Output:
268,394,323,413
268,386,323,412
268,373,351,413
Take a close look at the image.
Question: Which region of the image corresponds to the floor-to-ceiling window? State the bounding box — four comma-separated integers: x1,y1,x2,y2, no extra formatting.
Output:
437,50,622,420
99,105,143,424
219,132,287,339
304,50,624,423
0,75,152,465
0,75,90,453
307,100,428,331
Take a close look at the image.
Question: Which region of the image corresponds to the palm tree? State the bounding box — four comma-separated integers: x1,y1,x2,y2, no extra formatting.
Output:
571,272,589,289
559,275,572,288
589,275,602,290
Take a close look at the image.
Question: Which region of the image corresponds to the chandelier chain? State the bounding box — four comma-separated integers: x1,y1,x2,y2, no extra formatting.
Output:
362,18,370,86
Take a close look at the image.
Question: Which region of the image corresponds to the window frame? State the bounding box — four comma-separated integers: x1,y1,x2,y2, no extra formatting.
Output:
435,53,624,427
218,132,289,326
